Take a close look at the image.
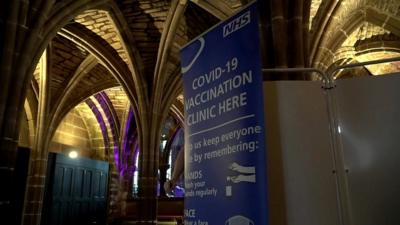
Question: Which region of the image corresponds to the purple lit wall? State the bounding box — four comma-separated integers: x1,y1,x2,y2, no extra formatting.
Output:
87,91,140,184
121,108,139,178
94,93,121,175
85,98,111,160
96,93,120,130
169,127,185,197
170,128,184,172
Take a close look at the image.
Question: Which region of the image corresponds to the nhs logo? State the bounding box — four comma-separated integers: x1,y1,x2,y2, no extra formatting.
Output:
223,10,251,37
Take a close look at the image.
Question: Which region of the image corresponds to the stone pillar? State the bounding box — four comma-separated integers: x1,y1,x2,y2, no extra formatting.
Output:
257,0,311,80
23,155,48,225
159,164,169,197
22,47,51,225
0,138,18,223
0,0,21,221
108,168,123,218
137,161,158,225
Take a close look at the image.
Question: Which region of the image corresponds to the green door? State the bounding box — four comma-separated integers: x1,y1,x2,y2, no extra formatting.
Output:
43,153,109,225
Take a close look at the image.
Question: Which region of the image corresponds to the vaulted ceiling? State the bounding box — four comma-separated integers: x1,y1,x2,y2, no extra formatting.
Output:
310,0,400,77
22,0,400,151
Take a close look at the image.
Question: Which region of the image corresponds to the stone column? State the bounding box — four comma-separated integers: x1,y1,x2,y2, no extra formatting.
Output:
159,163,170,197
22,47,51,225
137,148,159,225
0,138,18,223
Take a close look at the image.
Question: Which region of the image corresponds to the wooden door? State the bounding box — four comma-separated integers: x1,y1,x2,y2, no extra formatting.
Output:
43,153,109,225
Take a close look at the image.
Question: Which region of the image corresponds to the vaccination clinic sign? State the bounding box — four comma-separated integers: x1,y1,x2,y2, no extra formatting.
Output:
181,2,268,225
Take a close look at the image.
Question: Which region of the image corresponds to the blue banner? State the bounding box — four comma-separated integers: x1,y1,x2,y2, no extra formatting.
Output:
181,2,268,225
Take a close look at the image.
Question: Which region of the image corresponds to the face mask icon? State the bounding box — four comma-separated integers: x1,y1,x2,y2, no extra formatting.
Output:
225,215,254,225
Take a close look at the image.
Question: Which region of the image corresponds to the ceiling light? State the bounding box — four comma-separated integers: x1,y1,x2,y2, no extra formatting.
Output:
69,151,78,159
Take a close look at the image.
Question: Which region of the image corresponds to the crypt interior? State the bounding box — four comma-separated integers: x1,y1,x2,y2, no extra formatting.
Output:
0,0,399,224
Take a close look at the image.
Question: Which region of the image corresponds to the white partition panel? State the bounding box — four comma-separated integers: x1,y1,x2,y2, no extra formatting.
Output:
335,74,400,225
263,81,340,225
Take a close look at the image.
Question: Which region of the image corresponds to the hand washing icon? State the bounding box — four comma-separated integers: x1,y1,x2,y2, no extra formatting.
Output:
225,162,256,196
227,162,256,183
229,162,255,174
226,174,255,183
225,215,254,225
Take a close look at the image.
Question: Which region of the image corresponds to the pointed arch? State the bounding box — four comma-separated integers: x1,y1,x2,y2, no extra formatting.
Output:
312,6,400,69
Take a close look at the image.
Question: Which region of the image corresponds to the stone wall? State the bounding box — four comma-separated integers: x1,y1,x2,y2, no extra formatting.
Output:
50,108,91,156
